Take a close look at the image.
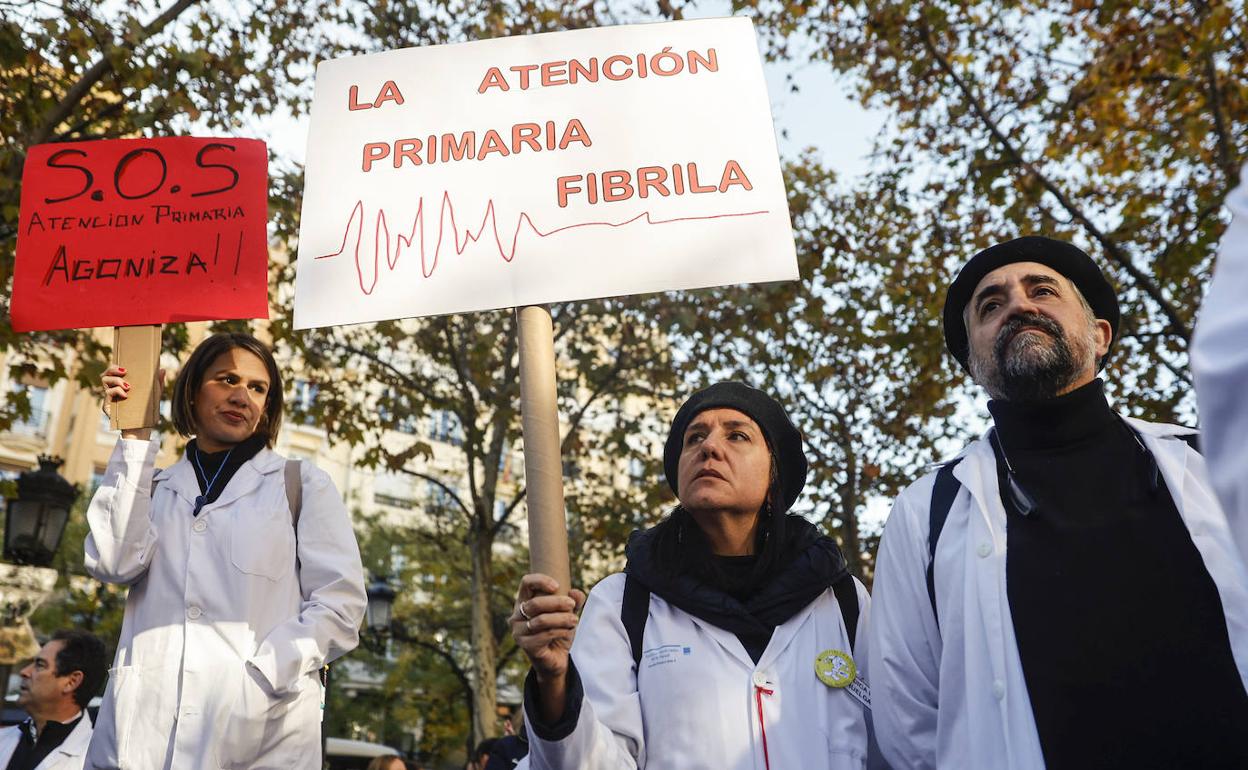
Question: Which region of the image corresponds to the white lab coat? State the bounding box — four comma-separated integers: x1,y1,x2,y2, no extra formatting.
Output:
0,712,92,770
867,418,1248,770
82,437,367,770
525,572,873,769
1193,163,1248,568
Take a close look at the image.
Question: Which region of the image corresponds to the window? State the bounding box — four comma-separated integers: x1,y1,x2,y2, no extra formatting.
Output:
426,480,457,512
9,384,50,437
377,390,420,435
373,471,417,510
429,410,464,447
289,380,319,426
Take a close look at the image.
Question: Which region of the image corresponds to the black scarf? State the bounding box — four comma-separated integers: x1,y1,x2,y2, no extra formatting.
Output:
623,514,849,638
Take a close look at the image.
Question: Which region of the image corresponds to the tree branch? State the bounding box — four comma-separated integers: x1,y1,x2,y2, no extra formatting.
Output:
1202,51,1239,190
28,0,201,146
917,19,1193,342
395,468,474,522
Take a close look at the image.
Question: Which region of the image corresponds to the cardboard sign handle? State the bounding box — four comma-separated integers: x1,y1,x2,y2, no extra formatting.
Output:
517,306,571,595
110,325,162,431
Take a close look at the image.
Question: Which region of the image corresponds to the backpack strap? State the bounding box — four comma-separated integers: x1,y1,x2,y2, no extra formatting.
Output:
832,575,860,655
285,459,302,571
925,459,963,628
621,573,650,668
285,459,303,526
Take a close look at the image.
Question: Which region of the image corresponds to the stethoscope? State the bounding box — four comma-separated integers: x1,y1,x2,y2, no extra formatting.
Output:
987,414,1162,518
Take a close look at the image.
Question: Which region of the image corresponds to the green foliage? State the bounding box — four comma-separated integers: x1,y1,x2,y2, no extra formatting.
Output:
331,510,532,761
719,0,1248,423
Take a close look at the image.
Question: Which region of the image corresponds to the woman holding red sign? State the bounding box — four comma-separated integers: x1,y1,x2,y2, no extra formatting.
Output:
83,332,366,770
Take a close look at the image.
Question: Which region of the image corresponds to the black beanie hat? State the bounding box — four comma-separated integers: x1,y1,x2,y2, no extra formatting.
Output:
663,382,808,513
942,235,1120,371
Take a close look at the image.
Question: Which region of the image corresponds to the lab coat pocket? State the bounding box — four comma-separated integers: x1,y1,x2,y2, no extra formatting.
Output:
107,665,142,767
230,508,295,581
215,667,284,768
824,723,868,769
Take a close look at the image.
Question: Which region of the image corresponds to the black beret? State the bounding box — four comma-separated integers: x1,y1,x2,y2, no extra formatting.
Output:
942,236,1120,371
663,381,808,513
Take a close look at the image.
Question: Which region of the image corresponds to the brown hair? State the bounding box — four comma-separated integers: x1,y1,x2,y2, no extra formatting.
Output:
170,333,284,447
366,756,405,770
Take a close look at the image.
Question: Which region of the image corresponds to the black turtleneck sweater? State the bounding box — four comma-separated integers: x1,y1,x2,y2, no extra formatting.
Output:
992,379,1248,770
186,434,266,514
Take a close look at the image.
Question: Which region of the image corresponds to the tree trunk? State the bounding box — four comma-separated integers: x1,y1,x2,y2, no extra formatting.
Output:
840,498,863,577
468,528,499,746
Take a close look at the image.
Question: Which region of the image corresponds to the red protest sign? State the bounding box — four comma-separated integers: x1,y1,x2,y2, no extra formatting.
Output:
11,137,270,332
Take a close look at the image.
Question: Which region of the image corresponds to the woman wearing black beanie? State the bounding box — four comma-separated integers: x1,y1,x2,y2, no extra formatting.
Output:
510,382,873,770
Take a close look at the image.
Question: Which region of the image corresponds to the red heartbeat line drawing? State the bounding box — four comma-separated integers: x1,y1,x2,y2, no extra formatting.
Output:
315,192,770,296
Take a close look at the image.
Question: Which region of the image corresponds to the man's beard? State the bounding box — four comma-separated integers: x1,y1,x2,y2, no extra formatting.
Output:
968,312,1095,402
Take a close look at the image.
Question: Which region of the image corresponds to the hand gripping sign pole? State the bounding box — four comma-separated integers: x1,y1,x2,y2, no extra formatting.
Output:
516,305,571,595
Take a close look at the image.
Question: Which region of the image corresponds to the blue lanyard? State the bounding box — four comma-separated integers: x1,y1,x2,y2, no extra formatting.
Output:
190,445,234,516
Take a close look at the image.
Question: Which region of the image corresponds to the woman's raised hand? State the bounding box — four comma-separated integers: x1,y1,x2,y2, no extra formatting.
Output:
101,364,164,439
101,364,131,410
511,573,586,679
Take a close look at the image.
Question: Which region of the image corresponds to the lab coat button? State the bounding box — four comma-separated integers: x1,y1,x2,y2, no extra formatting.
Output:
187,605,203,620
752,671,769,687
192,520,207,533
977,542,992,558
992,680,1005,700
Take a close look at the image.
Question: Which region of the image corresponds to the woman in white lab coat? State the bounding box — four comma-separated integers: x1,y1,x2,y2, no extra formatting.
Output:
84,332,366,770
511,382,873,770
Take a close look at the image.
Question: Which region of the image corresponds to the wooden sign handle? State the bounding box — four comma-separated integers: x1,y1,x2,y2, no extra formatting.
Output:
110,325,162,431
517,306,571,595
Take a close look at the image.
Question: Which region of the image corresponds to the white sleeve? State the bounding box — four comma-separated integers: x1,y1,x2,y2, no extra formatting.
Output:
851,578,893,770
867,483,941,770
1193,164,1248,568
525,574,644,769
247,464,366,696
83,438,161,585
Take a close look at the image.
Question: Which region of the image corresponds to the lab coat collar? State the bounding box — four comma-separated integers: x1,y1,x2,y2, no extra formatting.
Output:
755,593,819,670
210,448,284,510
685,612,756,669
154,447,284,514
49,710,91,760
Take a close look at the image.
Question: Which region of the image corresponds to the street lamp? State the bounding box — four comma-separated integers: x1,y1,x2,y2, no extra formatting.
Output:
365,575,398,637
4,455,79,567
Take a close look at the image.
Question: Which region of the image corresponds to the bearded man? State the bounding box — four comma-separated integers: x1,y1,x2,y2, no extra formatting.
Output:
867,236,1248,770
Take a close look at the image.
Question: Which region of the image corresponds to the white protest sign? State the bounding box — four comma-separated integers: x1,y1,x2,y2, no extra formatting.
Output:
294,17,797,330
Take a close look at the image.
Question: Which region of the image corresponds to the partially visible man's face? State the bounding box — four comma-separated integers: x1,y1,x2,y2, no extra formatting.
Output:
17,640,75,713
965,261,1112,402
